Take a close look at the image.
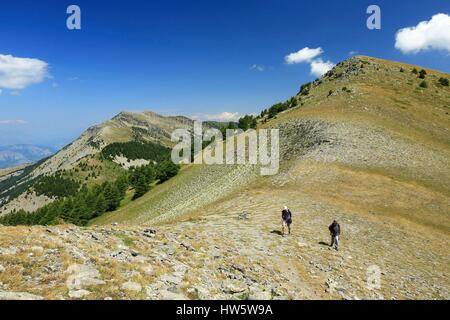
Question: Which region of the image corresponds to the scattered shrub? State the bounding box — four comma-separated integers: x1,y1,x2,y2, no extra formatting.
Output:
438,77,449,86
267,102,289,118
418,69,427,79
299,82,311,96
419,80,428,88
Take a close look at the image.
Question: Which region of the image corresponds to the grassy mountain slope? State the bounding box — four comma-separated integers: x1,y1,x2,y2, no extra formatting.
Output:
94,56,450,229
0,56,448,300
86,56,449,299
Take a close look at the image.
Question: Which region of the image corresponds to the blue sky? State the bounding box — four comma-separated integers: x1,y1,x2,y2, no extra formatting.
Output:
0,0,449,147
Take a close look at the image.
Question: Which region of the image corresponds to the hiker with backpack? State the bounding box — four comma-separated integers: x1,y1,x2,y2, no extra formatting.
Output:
281,206,292,236
328,220,341,250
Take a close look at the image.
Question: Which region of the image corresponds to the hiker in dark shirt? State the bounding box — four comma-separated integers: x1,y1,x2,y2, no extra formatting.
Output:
328,220,341,250
281,206,292,236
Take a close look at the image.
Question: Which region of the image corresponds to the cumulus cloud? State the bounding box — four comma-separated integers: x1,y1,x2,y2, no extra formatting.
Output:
395,13,450,54
285,46,335,78
0,119,27,125
249,64,265,72
192,112,241,122
310,59,335,77
0,54,49,90
285,47,323,64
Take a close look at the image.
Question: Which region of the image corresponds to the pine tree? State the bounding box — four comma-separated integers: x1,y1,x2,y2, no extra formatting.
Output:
61,198,74,221
156,160,180,183
94,193,107,216
115,175,129,198
133,174,150,199
84,190,98,216
103,183,121,211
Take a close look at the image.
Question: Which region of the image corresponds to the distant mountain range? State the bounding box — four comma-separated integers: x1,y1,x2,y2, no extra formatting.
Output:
0,144,55,168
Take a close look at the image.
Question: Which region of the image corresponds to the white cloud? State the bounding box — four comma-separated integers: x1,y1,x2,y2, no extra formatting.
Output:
395,13,450,54
310,59,335,77
249,64,264,72
0,119,27,125
192,112,241,122
285,47,323,64
0,54,49,90
348,51,359,56
285,46,335,78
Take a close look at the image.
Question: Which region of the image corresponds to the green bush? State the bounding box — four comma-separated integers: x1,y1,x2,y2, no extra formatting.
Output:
418,69,427,79
267,101,290,119
299,82,311,96
419,80,428,88
438,77,449,86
